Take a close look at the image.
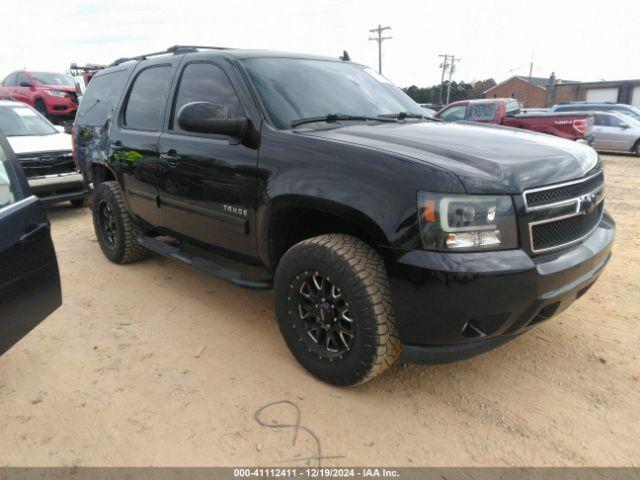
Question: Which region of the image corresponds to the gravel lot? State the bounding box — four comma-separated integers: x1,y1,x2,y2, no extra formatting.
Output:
0,154,638,467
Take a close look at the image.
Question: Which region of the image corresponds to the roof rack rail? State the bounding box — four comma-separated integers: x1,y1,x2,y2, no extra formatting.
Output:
109,45,233,67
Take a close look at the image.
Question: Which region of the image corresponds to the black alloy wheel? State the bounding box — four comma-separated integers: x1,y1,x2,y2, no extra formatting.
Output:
289,270,355,359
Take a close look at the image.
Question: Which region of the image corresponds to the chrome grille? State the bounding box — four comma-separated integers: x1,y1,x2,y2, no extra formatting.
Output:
18,151,76,178
525,172,604,208
523,171,605,253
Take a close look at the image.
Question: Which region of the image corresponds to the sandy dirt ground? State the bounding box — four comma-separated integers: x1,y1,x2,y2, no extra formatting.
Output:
0,154,638,467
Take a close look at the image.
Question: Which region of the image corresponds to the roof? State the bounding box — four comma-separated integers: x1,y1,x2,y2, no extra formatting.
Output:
107,45,343,67
483,75,575,94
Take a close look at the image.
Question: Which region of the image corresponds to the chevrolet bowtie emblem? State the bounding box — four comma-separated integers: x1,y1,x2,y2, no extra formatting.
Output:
577,193,597,215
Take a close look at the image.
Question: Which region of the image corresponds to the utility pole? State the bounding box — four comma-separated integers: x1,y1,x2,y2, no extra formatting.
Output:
368,24,392,74
438,54,450,105
524,59,534,107
445,55,460,105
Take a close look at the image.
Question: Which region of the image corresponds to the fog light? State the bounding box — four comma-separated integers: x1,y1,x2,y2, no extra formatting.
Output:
445,231,502,249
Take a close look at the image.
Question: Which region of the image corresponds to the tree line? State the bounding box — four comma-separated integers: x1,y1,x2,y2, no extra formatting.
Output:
402,78,497,104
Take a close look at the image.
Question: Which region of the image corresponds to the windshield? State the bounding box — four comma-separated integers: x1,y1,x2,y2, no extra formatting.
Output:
0,105,57,136
241,58,424,129
31,72,75,86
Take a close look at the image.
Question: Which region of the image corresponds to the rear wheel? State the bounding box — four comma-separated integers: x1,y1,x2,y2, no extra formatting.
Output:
274,234,401,386
633,140,640,157
92,181,147,264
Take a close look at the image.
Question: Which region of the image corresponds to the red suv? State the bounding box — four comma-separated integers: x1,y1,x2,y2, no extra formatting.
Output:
0,71,78,120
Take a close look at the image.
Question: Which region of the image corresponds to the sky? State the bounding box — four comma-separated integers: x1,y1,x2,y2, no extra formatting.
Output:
1,0,638,88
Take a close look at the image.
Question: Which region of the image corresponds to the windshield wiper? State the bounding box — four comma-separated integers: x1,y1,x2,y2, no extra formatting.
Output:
291,113,397,128
378,112,442,121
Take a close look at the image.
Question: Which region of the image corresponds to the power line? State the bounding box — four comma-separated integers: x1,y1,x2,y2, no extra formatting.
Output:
368,24,392,74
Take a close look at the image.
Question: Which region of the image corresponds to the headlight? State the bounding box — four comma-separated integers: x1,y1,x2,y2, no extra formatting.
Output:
417,192,518,251
46,90,68,97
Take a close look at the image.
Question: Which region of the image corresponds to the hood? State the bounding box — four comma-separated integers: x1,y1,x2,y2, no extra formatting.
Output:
301,121,600,194
7,132,72,155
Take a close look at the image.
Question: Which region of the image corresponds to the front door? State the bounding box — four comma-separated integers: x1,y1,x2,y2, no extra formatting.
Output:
593,113,628,151
109,59,179,227
0,134,61,355
158,61,258,256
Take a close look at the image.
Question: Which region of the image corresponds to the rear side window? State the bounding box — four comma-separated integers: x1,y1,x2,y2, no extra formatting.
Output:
77,69,129,124
171,62,243,132
466,103,497,121
2,73,17,87
17,73,31,87
124,66,172,131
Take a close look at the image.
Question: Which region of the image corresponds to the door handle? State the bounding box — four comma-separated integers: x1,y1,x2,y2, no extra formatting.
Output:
160,150,180,167
20,222,49,243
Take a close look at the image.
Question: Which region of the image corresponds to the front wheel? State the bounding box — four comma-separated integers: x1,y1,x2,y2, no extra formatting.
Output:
274,234,401,386
92,181,147,264
34,99,49,118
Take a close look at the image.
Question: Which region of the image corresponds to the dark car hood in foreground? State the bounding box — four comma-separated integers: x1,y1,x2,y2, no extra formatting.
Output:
301,121,599,194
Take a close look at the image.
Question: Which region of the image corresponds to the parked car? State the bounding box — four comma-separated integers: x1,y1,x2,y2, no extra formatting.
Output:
589,111,640,156
0,131,62,355
550,102,640,122
0,100,90,206
436,98,594,141
0,71,79,121
74,46,614,386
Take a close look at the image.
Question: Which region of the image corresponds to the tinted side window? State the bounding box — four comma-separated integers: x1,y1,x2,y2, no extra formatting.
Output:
607,115,622,127
124,66,172,131
2,73,17,87
172,62,243,132
77,69,130,124
594,114,610,126
0,143,20,208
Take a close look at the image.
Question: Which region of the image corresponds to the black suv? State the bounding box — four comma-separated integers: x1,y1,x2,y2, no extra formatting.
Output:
73,46,615,386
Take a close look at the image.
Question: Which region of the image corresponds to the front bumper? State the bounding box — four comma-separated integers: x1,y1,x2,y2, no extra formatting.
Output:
43,96,77,117
28,172,89,204
386,212,615,364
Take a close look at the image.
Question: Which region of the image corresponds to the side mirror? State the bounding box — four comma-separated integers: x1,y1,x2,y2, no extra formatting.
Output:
177,102,248,139
620,122,630,129
19,81,33,88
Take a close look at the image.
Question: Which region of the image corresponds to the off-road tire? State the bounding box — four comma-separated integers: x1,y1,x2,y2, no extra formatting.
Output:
274,234,401,386
92,181,147,264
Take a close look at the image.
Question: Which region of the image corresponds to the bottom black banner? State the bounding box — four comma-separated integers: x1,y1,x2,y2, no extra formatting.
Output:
0,468,639,480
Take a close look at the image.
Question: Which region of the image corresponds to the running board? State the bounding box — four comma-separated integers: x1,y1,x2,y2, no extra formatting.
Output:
137,235,272,290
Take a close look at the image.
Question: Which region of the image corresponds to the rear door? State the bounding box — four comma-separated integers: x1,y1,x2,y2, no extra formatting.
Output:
0,133,61,355
0,73,18,99
108,58,180,227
